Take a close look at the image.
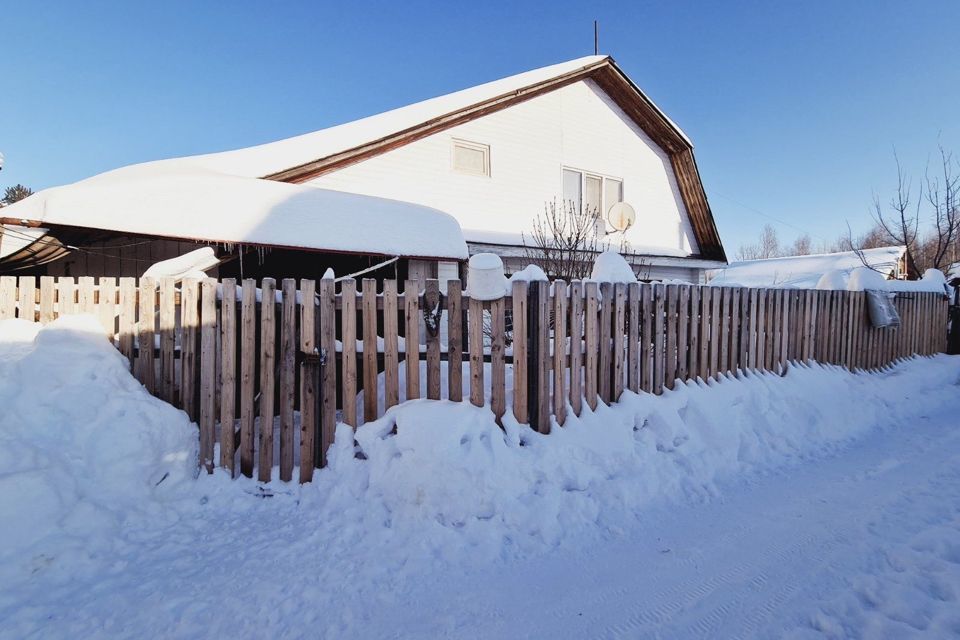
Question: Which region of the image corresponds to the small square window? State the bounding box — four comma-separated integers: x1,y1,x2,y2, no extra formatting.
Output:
452,139,490,177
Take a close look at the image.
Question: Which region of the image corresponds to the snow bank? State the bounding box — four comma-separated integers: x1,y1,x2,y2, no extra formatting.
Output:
710,246,905,289
0,316,196,568
591,250,637,283
322,356,960,555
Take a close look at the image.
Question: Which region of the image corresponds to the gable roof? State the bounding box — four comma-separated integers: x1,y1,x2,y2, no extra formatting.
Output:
177,55,726,262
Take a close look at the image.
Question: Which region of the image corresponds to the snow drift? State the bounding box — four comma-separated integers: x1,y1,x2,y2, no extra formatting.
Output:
0,316,196,566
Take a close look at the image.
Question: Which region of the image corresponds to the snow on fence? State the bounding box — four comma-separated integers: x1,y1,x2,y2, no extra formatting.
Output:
0,275,949,483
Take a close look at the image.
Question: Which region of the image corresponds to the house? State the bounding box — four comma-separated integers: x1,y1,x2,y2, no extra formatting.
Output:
707,246,914,289
0,55,725,283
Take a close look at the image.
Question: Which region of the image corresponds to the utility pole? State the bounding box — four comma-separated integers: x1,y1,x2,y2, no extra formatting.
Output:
594,20,599,55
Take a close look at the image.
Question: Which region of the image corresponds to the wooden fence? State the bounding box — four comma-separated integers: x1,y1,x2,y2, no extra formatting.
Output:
0,275,949,483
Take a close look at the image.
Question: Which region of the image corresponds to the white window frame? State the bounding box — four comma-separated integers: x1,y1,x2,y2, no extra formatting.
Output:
561,166,623,220
451,138,491,177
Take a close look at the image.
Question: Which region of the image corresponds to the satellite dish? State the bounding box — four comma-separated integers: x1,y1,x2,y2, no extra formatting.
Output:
607,202,636,232
0,151,5,171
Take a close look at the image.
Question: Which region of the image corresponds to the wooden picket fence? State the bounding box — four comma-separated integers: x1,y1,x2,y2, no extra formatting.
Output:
0,274,949,483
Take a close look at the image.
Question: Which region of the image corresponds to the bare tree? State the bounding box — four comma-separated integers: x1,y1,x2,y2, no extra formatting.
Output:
788,233,813,256
524,199,610,280
922,143,960,271
870,150,922,267
736,224,781,261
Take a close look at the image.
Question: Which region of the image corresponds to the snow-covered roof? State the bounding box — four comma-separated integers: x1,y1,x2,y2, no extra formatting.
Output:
156,55,674,179
1,163,468,260
708,247,905,289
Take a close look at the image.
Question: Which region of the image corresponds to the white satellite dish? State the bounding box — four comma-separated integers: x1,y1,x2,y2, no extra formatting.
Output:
607,202,636,232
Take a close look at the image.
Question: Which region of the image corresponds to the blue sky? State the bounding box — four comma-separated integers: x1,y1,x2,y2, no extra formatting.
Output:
2,0,958,254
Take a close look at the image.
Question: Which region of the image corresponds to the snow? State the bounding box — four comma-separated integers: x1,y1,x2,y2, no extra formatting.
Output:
591,250,637,282
142,247,219,281
0,316,196,566
504,263,548,294
3,315,960,638
466,252,507,301
846,265,890,291
151,57,616,179
710,246,906,289
815,268,847,290
3,163,468,260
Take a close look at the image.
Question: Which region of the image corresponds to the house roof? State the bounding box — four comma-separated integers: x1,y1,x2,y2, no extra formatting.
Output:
0,164,469,260
4,55,722,263
708,246,906,289
164,55,726,262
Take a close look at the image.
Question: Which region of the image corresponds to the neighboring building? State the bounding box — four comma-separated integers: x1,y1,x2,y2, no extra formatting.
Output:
0,55,726,283
708,246,914,289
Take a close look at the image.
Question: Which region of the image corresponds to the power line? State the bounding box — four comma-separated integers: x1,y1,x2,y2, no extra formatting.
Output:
711,191,829,243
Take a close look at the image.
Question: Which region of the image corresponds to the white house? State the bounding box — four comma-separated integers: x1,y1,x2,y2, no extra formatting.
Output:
0,55,726,283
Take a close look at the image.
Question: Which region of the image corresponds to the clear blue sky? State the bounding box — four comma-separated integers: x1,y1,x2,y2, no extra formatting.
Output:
2,0,958,254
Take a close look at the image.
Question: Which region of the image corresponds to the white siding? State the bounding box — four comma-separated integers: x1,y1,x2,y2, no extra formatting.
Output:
306,79,700,257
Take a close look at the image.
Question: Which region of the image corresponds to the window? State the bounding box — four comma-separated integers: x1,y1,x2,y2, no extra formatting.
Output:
562,168,624,231
452,139,490,177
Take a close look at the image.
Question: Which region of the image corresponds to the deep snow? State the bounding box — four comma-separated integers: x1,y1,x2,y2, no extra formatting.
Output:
2,316,960,639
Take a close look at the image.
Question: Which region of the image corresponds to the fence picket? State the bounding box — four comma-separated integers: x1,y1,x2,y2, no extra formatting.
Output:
98,277,116,338
469,295,484,408
404,280,420,402
554,280,568,425
341,279,357,427
613,282,626,400
18,276,36,322
240,279,256,478
490,296,506,422
584,282,599,409
513,281,530,421
38,276,55,324
688,286,700,378
598,282,613,404
383,280,400,410
199,279,217,474
257,278,276,482
641,284,654,393
424,279,441,402
362,279,378,422
664,285,678,389
138,278,156,393
0,276,16,319
179,279,198,419
627,282,641,393
569,281,584,414
319,277,337,467
299,279,318,483
78,277,96,314
220,279,237,475
699,286,712,379
58,276,76,316
446,280,463,402
119,278,136,369
159,278,176,404
278,279,297,481
652,284,666,393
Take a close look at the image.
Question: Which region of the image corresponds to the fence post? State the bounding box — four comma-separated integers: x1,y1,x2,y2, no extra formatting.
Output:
527,280,549,434
199,279,217,474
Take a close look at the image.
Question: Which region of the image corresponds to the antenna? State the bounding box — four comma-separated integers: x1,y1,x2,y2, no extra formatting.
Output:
594,20,599,55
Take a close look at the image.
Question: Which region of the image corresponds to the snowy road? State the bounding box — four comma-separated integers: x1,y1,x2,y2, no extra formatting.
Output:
2,321,959,640
8,398,960,639
391,403,960,639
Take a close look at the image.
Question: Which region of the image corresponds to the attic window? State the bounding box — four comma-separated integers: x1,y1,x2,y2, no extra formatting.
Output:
452,139,490,177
